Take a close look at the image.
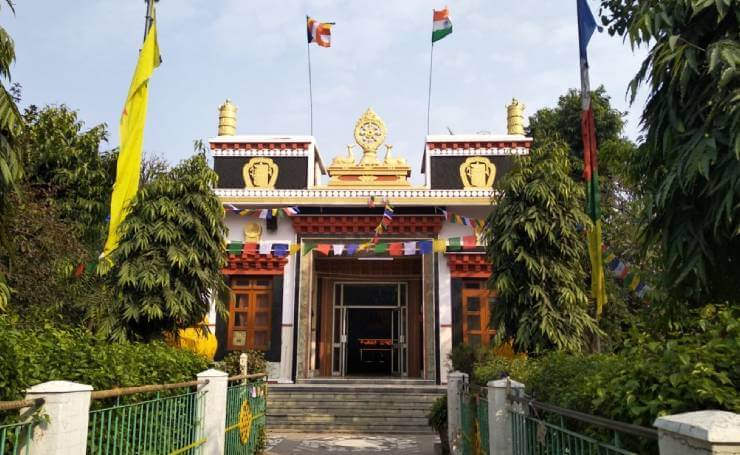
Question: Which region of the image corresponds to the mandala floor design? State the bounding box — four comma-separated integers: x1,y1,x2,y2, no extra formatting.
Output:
266,433,439,454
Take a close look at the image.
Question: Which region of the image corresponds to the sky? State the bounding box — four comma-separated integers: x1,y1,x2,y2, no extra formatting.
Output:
5,0,647,182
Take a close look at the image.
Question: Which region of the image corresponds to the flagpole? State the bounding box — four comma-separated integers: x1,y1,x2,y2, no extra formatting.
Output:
143,0,156,42
426,42,434,135
306,17,314,136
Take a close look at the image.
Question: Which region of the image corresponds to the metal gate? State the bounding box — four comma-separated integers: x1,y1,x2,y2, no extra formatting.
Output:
225,374,267,455
460,384,489,455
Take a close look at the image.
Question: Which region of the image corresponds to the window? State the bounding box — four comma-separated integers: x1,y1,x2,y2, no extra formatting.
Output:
227,278,272,351
461,280,496,346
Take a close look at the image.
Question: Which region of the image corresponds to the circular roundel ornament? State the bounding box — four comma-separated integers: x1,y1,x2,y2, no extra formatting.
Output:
238,398,254,445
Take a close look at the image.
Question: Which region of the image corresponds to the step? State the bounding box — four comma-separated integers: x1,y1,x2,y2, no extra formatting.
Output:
297,378,436,386
268,401,434,410
268,408,429,417
266,424,435,434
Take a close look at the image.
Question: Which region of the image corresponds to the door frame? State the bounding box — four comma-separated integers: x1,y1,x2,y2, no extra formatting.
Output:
331,281,408,377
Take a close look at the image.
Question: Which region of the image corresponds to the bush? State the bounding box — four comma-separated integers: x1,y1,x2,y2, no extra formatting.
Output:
0,316,209,403
468,305,740,428
212,350,267,376
427,395,448,454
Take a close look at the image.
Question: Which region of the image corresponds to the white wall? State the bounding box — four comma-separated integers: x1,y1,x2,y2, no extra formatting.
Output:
223,212,297,382
437,206,493,384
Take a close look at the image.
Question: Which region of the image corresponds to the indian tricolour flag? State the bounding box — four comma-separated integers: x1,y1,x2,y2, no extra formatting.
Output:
432,7,452,43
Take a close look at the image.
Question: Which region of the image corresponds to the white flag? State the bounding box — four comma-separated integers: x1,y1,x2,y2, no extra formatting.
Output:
258,242,272,255
332,244,345,256
404,241,416,256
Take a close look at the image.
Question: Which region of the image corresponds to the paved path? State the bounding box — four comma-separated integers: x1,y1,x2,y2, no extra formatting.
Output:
265,433,440,454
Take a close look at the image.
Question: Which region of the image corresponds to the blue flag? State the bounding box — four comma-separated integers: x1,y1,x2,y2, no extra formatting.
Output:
577,0,598,63
419,240,433,255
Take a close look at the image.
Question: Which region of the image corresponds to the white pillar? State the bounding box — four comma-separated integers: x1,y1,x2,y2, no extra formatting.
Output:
654,411,740,455
447,371,468,455
24,381,92,455
488,378,525,455
197,369,229,455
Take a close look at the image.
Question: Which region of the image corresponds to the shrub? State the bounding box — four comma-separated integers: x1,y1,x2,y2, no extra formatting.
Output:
0,316,209,403
427,395,448,454
212,350,267,376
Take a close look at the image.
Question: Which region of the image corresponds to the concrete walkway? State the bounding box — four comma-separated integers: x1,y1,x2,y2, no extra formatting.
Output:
266,433,440,454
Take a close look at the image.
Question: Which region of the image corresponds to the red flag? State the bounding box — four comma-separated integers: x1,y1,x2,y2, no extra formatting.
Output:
389,242,403,256
244,243,258,254
463,235,477,249
315,244,331,255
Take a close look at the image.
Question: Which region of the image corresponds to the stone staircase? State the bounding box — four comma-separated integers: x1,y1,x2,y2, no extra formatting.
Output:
266,379,445,433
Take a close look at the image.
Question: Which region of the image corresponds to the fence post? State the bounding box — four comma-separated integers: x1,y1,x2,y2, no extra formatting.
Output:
447,371,468,455
487,377,524,455
654,410,740,455
197,369,229,455
23,381,92,455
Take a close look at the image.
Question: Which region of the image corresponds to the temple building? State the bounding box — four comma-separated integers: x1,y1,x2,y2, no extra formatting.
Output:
208,100,531,384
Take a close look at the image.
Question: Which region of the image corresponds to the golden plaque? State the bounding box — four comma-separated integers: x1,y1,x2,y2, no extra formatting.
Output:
460,157,496,189
243,157,278,188
244,222,262,243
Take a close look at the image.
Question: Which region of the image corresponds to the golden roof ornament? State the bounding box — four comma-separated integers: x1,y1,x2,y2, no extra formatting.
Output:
354,108,386,166
506,98,525,136
218,99,237,136
325,108,412,188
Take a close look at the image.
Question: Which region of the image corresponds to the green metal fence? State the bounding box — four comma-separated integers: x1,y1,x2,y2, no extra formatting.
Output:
0,421,33,455
87,381,207,455
0,399,43,455
508,394,659,455
224,374,267,455
460,384,489,455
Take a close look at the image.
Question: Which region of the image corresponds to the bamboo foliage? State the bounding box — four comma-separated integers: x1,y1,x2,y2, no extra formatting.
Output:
0,0,22,311
99,152,229,341
600,0,740,302
485,142,600,353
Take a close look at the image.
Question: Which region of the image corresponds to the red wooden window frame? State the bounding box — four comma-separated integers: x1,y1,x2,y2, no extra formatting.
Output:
227,277,272,351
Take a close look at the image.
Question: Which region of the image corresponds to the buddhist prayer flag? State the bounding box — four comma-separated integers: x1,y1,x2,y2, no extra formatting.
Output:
101,15,160,258
448,237,461,250
258,242,271,255
332,244,345,256
315,244,331,256
577,0,607,315
404,241,417,256
307,16,333,48
463,235,477,249
346,244,359,256
389,243,403,256
273,244,289,257
433,239,447,253
432,7,452,43
419,241,433,255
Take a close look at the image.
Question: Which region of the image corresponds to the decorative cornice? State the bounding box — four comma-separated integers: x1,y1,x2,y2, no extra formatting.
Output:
427,145,530,156
445,253,492,278
292,215,444,235
216,188,497,206
212,148,309,157
223,252,288,276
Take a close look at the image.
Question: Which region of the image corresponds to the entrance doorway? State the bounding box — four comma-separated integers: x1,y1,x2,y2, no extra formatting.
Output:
332,283,407,377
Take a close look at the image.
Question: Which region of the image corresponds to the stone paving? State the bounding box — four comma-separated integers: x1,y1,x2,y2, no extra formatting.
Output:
265,433,440,454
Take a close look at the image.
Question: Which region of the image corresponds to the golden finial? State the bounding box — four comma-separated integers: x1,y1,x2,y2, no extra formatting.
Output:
506,98,525,136
355,108,386,166
218,99,237,136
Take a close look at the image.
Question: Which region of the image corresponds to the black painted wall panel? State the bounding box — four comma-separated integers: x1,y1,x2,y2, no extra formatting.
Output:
214,156,308,189
429,155,517,190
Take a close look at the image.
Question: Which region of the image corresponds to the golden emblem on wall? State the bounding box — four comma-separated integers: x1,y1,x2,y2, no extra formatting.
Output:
460,157,496,189
244,222,262,244
238,399,254,444
243,157,278,188
354,108,387,166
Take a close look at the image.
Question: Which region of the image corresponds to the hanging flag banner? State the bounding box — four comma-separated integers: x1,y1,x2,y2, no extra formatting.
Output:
238,207,300,219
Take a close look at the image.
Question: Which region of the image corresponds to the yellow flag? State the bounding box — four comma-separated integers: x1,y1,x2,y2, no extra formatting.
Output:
101,20,161,258
433,239,447,253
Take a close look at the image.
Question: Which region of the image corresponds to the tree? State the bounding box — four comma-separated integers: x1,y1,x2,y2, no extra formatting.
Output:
0,1,23,310
600,0,740,304
20,105,113,251
485,141,600,353
95,152,228,341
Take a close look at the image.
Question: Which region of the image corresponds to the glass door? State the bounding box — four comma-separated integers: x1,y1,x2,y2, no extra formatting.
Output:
391,307,408,377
